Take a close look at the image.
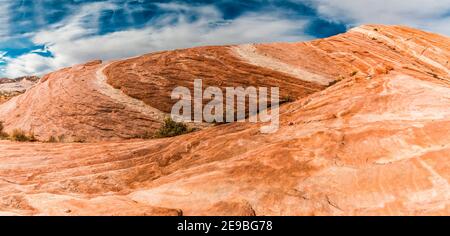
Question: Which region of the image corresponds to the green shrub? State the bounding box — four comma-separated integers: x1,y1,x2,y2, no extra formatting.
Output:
154,118,193,138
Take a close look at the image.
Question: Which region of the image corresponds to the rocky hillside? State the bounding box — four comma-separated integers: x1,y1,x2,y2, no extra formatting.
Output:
0,25,449,215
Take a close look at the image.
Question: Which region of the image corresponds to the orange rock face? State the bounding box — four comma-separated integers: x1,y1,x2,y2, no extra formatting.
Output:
104,46,324,114
0,25,449,215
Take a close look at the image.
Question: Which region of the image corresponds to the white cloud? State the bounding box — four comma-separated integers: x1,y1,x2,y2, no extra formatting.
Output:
305,0,450,35
0,1,11,38
3,2,311,78
0,51,7,69
2,53,54,77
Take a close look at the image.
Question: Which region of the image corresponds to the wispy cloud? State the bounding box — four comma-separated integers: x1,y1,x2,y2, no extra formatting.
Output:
2,2,311,78
0,1,11,38
304,0,450,35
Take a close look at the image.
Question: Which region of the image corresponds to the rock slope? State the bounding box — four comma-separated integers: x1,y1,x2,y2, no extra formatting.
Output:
0,25,449,215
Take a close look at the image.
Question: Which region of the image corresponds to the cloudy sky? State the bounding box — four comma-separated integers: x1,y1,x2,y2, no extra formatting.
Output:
0,0,449,78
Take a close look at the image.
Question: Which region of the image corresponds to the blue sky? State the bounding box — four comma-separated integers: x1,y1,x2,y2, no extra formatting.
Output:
1,0,449,78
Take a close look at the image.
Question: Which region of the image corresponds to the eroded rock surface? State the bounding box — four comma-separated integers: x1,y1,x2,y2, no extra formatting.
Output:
0,25,449,215
0,76,39,104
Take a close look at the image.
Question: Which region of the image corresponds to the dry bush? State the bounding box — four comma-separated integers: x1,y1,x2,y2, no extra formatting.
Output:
9,129,37,142
154,118,193,138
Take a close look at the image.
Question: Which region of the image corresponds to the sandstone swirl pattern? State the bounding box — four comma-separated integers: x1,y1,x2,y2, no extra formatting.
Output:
0,25,449,215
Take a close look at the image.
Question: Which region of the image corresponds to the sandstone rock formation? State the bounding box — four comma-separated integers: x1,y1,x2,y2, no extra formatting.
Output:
0,25,449,215
0,76,39,104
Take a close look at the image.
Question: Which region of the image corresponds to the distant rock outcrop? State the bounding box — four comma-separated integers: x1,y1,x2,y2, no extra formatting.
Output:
0,76,40,104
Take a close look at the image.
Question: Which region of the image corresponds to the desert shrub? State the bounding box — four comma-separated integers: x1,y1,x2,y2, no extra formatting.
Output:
58,135,66,143
0,121,8,139
47,136,57,143
28,132,37,142
280,95,294,104
0,123,38,142
350,71,358,77
8,129,37,142
154,118,193,138
10,129,31,142
73,137,86,143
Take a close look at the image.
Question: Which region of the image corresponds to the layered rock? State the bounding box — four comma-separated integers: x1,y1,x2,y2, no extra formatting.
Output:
0,76,39,104
0,25,449,215
0,46,325,141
